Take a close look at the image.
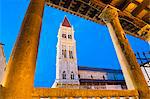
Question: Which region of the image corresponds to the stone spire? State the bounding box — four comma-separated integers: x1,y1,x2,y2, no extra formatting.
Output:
62,16,71,27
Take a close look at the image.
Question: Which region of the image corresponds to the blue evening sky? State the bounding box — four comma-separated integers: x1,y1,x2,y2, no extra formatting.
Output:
0,0,149,87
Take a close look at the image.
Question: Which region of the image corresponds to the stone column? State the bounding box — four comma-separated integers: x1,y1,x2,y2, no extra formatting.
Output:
82,97,88,99
96,97,100,99
0,85,4,99
32,96,41,99
51,97,57,99
69,97,74,99
2,0,45,98
100,5,149,98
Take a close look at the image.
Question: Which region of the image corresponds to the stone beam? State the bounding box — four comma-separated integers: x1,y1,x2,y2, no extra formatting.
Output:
2,0,45,98
99,5,150,98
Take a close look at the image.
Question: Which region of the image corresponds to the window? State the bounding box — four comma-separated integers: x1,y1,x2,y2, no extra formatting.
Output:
69,46,74,59
103,75,105,80
91,75,93,79
68,35,72,39
62,34,66,38
62,45,67,58
62,71,66,79
69,51,73,59
78,74,80,78
71,72,74,79
62,49,67,58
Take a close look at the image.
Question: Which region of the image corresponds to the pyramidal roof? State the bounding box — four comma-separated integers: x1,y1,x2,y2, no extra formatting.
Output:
62,16,71,27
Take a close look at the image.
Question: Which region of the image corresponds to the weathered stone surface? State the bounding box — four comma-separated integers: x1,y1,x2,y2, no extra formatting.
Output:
100,5,150,98
2,0,45,98
32,88,139,97
0,85,4,99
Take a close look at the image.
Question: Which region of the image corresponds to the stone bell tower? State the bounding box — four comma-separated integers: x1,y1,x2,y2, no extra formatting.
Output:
53,17,79,87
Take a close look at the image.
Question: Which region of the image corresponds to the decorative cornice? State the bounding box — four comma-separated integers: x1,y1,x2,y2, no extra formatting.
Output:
137,24,150,42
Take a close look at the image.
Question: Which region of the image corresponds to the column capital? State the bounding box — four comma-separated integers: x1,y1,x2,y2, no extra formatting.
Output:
137,24,150,42
99,5,119,23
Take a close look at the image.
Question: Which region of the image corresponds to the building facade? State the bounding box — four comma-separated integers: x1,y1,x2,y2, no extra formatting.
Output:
52,17,127,90
78,66,126,90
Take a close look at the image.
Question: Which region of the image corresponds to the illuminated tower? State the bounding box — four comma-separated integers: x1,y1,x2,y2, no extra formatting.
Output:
53,17,79,87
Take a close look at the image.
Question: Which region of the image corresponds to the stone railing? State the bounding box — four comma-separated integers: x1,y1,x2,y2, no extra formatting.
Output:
32,88,139,99
58,84,107,90
56,84,126,90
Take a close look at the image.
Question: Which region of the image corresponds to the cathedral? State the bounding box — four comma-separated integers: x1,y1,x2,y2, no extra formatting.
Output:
52,17,127,90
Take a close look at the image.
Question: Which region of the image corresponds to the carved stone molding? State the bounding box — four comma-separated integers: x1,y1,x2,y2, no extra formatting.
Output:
99,5,119,23
137,24,150,41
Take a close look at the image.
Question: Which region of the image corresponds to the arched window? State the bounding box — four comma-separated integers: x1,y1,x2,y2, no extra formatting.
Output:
62,71,66,79
62,49,67,58
69,50,73,59
62,45,67,58
62,34,66,38
91,75,93,79
68,34,72,39
103,75,105,80
78,74,80,78
69,46,74,59
71,71,74,79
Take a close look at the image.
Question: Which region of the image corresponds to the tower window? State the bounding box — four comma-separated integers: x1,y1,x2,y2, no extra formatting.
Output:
78,74,80,78
68,35,72,39
62,49,67,58
103,75,105,80
71,72,74,79
91,75,93,79
62,34,66,38
62,71,66,79
69,51,73,59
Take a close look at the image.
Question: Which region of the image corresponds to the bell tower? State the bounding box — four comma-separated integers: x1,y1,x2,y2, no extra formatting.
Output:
53,16,79,87
53,17,79,87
